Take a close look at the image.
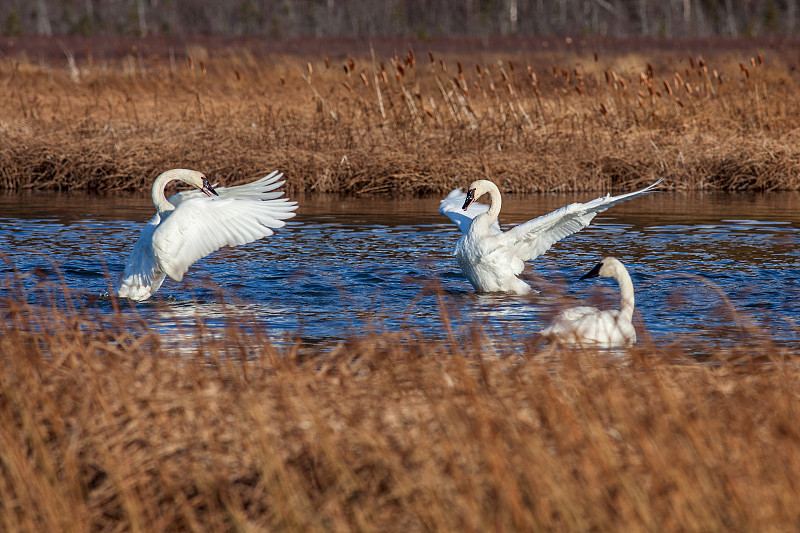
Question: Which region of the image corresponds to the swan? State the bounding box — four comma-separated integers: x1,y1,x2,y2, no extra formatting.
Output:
541,256,636,348
438,178,662,294
117,169,297,301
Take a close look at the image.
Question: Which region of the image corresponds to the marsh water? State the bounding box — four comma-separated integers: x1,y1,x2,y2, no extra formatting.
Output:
2,189,799,352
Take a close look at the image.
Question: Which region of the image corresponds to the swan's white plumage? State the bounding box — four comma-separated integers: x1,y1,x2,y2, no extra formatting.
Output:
438,178,663,294
541,257,636,348
117,169,297,301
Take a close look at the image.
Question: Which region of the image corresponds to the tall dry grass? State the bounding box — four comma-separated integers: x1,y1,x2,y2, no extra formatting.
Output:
1,40,800,194
2,274,800,531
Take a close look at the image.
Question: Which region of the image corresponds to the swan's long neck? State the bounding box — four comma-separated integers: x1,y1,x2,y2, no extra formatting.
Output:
151,171,182,214
480,182,502,223
615,267,635,322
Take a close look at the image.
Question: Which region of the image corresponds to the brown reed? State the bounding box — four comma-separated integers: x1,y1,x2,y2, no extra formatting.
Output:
1,41,800,194
1,272,800,531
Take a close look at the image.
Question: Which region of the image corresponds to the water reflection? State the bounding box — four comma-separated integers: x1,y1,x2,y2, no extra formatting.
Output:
1,190,799,351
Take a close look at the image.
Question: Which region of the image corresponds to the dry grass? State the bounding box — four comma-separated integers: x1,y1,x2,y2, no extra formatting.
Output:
2,39,800,194
2,275,800,532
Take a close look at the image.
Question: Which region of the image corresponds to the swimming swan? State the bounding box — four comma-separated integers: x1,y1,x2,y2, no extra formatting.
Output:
438,178,662,294
541,256,636,348
117,169,297,301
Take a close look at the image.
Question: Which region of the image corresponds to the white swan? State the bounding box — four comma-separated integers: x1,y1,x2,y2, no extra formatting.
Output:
541,256,636,348
117,169,297,301
438,178,662,294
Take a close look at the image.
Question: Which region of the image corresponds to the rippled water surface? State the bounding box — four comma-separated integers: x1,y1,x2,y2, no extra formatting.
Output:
2,189,799,351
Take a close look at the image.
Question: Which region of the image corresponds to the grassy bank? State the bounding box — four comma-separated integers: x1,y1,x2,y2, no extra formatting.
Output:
2,38,800,194
1,281,799,531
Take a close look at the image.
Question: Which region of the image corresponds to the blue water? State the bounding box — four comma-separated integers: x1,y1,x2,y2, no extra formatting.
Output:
2,190,799,352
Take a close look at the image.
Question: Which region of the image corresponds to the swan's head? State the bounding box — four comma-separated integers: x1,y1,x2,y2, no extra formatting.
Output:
462,180,495,210
580,256,625,280
161,169,219,197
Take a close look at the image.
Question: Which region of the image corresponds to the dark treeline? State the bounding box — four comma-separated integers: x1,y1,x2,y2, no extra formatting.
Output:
2,0,797,39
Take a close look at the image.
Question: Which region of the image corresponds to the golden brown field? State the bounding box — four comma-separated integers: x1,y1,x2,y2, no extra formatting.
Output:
3,37,800,532
1,278,800,532
2,36,800,193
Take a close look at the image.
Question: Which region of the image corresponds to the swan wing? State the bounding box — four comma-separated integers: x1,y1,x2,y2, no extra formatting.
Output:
117,214,167,301
152,192,297,282
438,188,501,234
502,178,663,261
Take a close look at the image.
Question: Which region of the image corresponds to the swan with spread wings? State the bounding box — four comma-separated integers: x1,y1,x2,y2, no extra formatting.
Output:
117,169,297,301
438,178,662,294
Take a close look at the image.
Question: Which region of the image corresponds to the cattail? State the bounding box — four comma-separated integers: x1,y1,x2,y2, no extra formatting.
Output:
674,72,684,86
757,53,763,65
280,76,285,85
552,65,558,76
325,57,330,69
664,80,673,96
396,72,402,84
360,72,368,87
594,51,599,62
750,57,756,67
349,58,355,71
342,81,353,92
307,62,313,75
234,69,241,81
508,59,515,71
600,102,607,114
397,64,405,76
647,62,654,78
428,51,434,63
575,85,583,96
605,70,611,83
690,57,696,69
440,60,446,72
619,78,626,89
676,98,685,107
457,61,463,74
187,55,194,70
199,60,206,74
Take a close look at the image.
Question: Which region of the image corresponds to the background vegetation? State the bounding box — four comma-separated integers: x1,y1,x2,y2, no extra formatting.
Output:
3,0,800,39
2,37,800,193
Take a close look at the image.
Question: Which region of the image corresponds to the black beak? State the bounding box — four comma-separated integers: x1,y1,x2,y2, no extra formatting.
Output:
580,262,603,280
202,177,219,197
462,189,476,210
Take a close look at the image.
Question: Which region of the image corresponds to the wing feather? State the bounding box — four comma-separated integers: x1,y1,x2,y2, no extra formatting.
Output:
153,194,296,281
502,178,663,262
